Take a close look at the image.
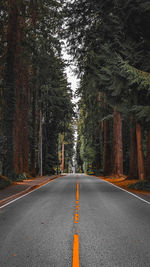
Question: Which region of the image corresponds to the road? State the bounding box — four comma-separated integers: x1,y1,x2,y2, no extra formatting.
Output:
0,174,150,267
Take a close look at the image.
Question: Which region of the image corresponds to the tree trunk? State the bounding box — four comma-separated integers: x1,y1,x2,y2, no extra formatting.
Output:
112,107,123,176
61,142,64,173
30,83,37,177
128,117,138,179
3,0,18,178
14,5,30,175
95,151,101,170
136,122,145,180
39,109,43,176
95,126,101,171
30,7,39,177
145,129,150,178
103,120,112,175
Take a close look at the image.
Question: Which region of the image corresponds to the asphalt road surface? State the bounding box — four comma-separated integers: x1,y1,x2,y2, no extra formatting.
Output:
0,174,150,267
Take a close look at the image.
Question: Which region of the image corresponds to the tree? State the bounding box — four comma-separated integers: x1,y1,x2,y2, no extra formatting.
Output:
0,0,74,180
66,0,150,179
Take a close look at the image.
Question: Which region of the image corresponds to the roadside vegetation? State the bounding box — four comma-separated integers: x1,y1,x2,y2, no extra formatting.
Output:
65,0,150,191
0,175,11,190
128,180,150,192
0,1,150,193
0,0,74,189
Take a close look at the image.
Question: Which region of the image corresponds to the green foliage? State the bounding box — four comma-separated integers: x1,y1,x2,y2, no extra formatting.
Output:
14,173,28,182
0,175,12,189
0,0,74,179
66,0,150,176
128,181,150,192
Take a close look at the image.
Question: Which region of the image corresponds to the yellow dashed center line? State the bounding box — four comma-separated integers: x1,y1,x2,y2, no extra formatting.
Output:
72,234,79,267
72,178,80,267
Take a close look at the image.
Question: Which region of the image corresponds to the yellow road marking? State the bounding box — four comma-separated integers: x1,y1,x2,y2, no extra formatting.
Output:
76,183,79,201
72,178,80,267
72,234,79,267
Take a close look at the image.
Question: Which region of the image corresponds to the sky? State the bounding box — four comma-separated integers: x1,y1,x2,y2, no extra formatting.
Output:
62,43,79,103
62,44,79,163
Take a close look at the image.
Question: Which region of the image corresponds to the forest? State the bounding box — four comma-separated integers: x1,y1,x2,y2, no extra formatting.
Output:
0,0,74,188
65,0,150,188
0,0,150,190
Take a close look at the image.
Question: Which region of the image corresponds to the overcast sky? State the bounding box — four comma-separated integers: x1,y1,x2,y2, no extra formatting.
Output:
62,44,79,151
62,43,79,103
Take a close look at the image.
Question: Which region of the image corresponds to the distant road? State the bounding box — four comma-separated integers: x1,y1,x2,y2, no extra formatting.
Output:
0,174,150,266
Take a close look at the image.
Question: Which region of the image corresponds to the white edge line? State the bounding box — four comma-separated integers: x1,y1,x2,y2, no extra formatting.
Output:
0,178,57,209
94,176,150,205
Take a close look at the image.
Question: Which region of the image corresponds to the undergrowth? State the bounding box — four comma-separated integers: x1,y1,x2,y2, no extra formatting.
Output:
0,175,12,189
128,181,150,192
15,172,34,182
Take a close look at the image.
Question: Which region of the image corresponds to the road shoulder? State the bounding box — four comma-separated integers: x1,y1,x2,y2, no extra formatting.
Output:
96,176,150,203
0,174,63,207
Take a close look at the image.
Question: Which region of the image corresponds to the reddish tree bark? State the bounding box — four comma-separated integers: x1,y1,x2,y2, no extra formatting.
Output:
103,120,112,175
136,122,145,180
61,142,65,172
30,82,38,177
128,117,138,179
14,4,30,174
22,63,30,173
112,107,123,176
3,0,18,178
29,4,39,176
146,129,150,178
95,126,101,171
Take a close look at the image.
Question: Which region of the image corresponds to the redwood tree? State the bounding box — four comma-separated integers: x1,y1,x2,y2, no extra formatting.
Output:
112,107,123,176
14,2,30,175
136,122,145,180
103,120,112,176
146,129,150,178
3,0,18,178
128,118,138,179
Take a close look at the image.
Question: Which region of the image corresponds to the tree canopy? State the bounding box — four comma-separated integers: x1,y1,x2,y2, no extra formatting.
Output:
65,0,150,179
0,0,74,180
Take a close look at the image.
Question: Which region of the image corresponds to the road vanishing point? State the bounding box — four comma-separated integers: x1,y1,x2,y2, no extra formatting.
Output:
0,174,150,267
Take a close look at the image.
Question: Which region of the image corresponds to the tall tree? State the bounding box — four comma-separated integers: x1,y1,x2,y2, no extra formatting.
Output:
0,0,74,180
66,0,150,179
3,0,18,178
